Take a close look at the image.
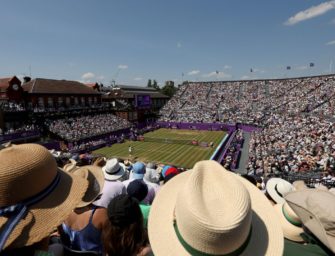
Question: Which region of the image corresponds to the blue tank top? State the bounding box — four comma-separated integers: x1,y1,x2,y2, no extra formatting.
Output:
61,207,103,253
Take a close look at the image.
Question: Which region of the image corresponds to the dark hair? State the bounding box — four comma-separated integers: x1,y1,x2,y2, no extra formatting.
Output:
0,247,35,256
102,195,147,256
241,174,257,186
127,180,148,202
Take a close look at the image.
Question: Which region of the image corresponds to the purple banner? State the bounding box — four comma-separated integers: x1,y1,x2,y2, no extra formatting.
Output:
0,130,40,143
156,121,236,132
42,141,61,151
156,122,261,133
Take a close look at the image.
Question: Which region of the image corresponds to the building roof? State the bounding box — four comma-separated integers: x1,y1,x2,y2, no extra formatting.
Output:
0,78,11,90
22,78,101,95
84,83,98,88
0,77,20,90
115,84,158,92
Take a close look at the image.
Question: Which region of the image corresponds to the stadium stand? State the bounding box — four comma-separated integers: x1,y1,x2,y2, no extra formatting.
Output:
2,74,335,255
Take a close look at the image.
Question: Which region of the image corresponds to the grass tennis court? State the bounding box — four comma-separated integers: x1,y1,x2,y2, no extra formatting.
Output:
93,128,226,169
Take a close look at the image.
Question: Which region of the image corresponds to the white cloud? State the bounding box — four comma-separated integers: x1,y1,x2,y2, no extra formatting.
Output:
326,40,335,45
187,70,200,76
240,75,251,80
81,72,95,80
285,1,335,25
134,77,143,81
118,65,128,69
202,71,232,79
177,42,182,48
250,68,266,73
223,65,232,69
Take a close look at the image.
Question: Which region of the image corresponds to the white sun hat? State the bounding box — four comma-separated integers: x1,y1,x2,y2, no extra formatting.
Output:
148,160,284,256
102,158,126,181
266,178,294,204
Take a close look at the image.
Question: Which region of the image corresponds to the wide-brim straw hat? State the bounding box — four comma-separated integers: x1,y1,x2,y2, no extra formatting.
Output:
102,158,126,181
285,190,335,254
274,203,304,242
292,180,308,191
68,165,105,208
314,183,328,191
62,159,78,173
148,160,284,256
0,144,88,250
266,178,294,204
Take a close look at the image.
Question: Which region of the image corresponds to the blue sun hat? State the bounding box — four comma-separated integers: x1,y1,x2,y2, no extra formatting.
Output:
130,162,146,180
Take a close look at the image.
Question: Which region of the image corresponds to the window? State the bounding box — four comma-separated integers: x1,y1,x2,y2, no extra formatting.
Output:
48,97,53,107
38,97,44,107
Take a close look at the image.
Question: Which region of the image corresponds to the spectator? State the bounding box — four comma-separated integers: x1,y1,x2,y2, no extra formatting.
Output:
60,165,106,254
284,189,335,255
47,113,131,142
266,178,295,204
148,160,284,255
123,162,156,205
0,143,87,255
93,158,127,209
126,180,151,228
102,195,150,256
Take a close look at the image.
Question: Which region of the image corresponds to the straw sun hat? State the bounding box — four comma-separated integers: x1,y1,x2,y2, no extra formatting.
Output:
62,159,78,173
148,160,284,256
0,144,88,250
67,165,105,208
274,202,304,242
292,180,308,191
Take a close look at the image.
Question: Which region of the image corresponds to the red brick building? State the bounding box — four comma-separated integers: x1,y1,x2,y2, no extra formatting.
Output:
22,78,101,108
0,76,24,102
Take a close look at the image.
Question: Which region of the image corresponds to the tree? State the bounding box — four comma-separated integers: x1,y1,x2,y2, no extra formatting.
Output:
161,81,177,98
147,79,152,88
152,80,159,90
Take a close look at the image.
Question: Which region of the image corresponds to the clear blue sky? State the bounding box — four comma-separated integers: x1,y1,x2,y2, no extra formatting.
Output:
1,0,335,86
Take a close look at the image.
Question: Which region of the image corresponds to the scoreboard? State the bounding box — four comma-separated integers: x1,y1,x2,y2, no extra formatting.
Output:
135,95,151,108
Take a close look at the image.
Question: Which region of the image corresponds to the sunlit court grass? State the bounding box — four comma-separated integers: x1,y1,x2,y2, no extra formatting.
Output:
93,128,226,169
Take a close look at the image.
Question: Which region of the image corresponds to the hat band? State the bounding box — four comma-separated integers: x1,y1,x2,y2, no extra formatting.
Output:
173,221,252,256
0,172,61,250
274,184,283,198
282,205,302,227
106,166,121,175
